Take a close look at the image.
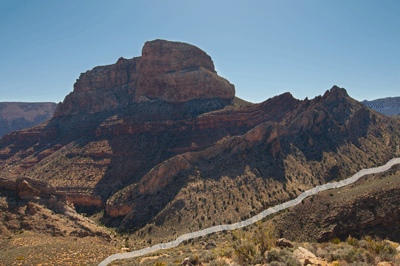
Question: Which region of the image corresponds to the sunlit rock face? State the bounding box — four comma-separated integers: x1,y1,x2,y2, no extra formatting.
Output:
54,39,235,117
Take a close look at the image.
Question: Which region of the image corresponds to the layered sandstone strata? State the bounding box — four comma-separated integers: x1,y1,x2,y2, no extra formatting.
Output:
54,40,235,117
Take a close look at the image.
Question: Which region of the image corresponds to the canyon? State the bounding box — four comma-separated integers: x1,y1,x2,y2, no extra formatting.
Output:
1,40,400,253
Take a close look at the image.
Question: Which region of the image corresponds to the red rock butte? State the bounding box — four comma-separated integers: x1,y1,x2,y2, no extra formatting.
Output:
54,39,235,117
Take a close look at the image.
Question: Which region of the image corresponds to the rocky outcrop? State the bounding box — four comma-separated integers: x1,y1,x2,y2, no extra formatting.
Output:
105,203,133,217
292,247,319,266
276,238,294,248
66,193,104,207
0,176,110,239
54,39,235,117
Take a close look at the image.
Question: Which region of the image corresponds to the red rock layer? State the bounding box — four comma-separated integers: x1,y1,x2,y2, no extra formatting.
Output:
54,39,235,117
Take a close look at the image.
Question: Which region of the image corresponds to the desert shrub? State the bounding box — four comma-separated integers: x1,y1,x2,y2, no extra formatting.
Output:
231,234,257,264
215,247,234,258
328,253,341,262
266,249,297,264
344,248,357,262
316,248,329,259
364,251,375,264
354,250,365,262
382,241,396,254
285,256,302,266
346,235,358,246
249,254,265,265
269,261,286,266
154,262,166,266
230,223,276,264
200,250,216,263
358,240,370,250
377,251,395,262
254,222,276,257
189,254,200,265
208,259,229,266
266,249,280,262
331,238,341,245
371,240,385,254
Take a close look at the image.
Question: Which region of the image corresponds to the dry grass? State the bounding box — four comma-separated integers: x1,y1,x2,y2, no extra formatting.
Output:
0,231,119,266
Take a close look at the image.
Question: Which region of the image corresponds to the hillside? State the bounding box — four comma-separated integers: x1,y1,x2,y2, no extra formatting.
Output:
0,39,400,257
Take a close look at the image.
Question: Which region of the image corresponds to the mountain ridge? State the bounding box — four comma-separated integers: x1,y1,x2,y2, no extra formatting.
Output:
0,40,400,250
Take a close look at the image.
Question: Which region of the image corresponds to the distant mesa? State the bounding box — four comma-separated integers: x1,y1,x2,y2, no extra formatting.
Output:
0,102,56,138
54,39,235,117
362,96,400,116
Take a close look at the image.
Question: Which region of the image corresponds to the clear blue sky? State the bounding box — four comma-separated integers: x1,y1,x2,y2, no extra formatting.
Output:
1,0,399,103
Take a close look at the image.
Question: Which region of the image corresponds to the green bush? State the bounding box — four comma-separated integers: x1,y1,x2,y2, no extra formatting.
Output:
331,238,341,245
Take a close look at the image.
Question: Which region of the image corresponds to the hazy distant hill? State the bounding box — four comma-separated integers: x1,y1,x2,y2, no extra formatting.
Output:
0,102,57,138
362,97,400,116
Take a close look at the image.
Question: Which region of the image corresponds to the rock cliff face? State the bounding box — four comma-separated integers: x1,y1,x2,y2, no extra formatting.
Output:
54,39,235,117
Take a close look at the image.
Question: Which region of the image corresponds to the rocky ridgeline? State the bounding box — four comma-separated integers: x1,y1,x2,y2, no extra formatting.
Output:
104,86,370,217
54,39,235,117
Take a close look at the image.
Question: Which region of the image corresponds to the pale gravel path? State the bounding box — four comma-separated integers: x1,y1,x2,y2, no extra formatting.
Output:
98,157,400,266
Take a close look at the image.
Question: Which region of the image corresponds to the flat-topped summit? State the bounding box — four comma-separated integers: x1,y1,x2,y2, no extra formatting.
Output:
140,39,216,74
54,39,235,117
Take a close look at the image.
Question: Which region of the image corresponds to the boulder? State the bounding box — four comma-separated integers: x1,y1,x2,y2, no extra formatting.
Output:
276,238,294,248
293,247,316,261
205,241,217,249
181,258,193,266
